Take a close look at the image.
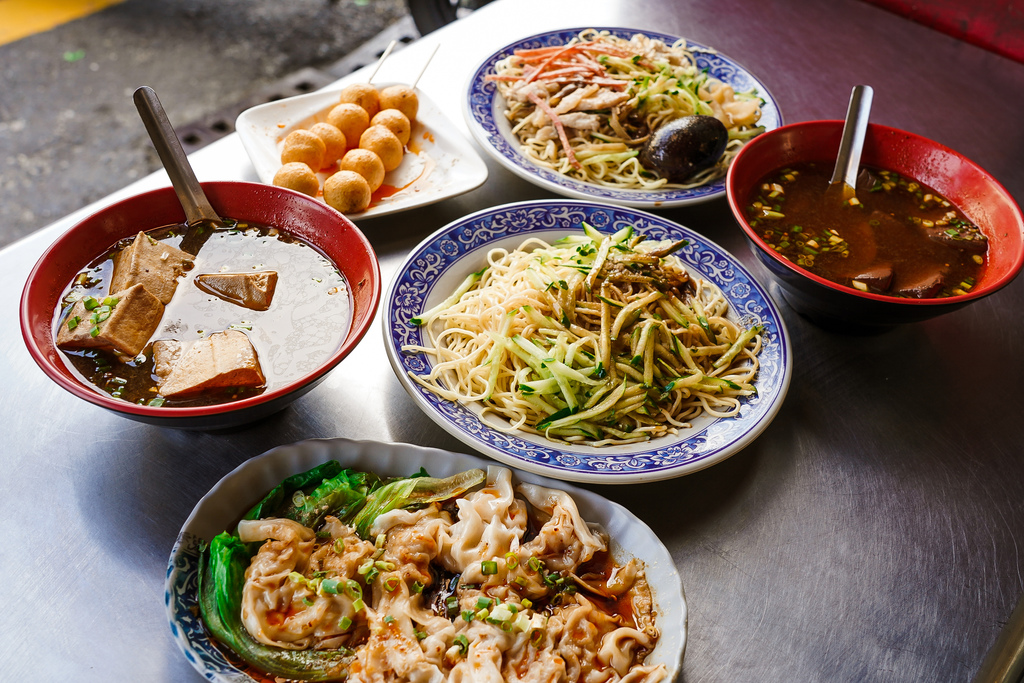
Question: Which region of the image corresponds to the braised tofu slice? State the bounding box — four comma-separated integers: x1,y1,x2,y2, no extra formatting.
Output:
151,339,184,381
195,271,279,311
56,284,163,358
155,330,265,398
110,231,193,305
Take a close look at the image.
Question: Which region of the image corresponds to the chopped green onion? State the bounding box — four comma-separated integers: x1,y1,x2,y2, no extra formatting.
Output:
415,629,427,640
454,634,469,655
352,597,365,612
521,598,533,610
338,616,352,631
461,609,474,622
475,597,493,610
446,596,460,614
89,325,100,338
481,560,498,575
504,552,519,569
383,615,395,624
146,397,165,407
321,578,340,595
67,316,80,330
412,581,424,594
383,576,400,592
303,597,315,607
83,296,100,310
527,557,543,572
334,538,345,554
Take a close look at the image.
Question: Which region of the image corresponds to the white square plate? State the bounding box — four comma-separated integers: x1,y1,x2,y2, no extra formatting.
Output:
236,83,488,219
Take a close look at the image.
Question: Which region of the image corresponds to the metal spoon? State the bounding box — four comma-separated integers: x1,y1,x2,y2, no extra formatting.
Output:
133,85,223,228
828,84,874,204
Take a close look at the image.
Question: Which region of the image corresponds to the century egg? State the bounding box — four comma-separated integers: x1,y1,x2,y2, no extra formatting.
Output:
53,219,351,408
744,162,988,298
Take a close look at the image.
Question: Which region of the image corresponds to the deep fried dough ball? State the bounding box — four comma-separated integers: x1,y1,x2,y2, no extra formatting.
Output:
272,162,320,197
338,83,380,119
280,129,326,171
340,148,385,192
359,125,404,172
326,104,370,149
308,122,348,168
370,109,411,146
323,170,371,214
378,85,418,122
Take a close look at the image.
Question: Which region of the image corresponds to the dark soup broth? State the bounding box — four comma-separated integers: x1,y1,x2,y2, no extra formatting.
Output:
745,162,987,298
54,219,351,408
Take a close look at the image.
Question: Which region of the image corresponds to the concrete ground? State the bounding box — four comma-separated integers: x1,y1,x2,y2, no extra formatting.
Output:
0,0,419,250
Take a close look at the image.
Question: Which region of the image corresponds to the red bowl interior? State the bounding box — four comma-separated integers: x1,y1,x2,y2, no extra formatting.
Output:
20,181,381,423
726,121,1024,306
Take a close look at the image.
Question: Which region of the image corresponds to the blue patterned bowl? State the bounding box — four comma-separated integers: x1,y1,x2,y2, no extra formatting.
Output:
383,199,791,483
463,27,782,208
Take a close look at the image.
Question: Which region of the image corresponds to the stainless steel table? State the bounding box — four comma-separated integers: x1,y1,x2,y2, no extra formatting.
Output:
2,0,1022,680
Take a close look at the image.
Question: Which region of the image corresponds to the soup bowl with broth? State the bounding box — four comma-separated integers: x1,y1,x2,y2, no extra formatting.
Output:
21,181,381,429
726,121,1024,330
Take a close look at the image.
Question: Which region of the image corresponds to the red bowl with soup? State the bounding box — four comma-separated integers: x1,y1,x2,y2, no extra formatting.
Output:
726,120,1024,329
21,181,381,429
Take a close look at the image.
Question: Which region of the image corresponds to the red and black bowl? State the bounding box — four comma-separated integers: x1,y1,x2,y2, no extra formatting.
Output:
726,121,1024,330
21,181,381,429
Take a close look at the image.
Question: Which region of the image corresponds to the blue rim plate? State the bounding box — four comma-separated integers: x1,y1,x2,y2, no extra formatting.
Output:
383,199,791,483
166,438,687,681
463,27,783,208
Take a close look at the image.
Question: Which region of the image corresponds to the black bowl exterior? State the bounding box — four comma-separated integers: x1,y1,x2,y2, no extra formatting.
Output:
746,241,967,330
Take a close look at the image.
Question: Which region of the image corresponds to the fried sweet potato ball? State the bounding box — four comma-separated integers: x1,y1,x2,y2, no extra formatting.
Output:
323,170,371,214
340,148,385,192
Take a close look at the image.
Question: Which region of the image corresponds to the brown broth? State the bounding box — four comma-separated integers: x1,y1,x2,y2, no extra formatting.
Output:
54,220,351,407
745,162,987,298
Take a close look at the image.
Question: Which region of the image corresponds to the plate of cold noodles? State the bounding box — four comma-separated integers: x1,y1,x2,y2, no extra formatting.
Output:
166,438,686,682
383,200,791,483
464,27,782,208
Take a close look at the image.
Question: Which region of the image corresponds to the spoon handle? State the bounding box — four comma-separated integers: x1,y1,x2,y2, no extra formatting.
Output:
831,85,874,188
133,86,221,226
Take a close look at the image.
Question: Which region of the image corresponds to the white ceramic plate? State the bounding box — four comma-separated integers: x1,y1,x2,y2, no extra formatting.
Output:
236,83,488,219
384,199,791,484
166,438,686,682
464,27,782,208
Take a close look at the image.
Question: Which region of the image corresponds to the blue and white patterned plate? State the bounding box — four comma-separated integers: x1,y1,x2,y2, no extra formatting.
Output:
383,199,791,483
166,438,686,681
463,27,782,208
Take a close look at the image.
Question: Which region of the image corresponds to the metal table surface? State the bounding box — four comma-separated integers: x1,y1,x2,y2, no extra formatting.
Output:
2,0,1022,680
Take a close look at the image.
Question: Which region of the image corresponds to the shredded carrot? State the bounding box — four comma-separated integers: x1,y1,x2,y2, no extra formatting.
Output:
514,43,590,60
524,44,582,84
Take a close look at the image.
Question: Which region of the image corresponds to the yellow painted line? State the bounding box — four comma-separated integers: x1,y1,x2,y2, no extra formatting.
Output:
0,0,129,47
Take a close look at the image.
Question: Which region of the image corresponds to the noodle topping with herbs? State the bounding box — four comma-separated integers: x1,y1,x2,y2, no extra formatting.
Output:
487,28,766,191
404,222,763,446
